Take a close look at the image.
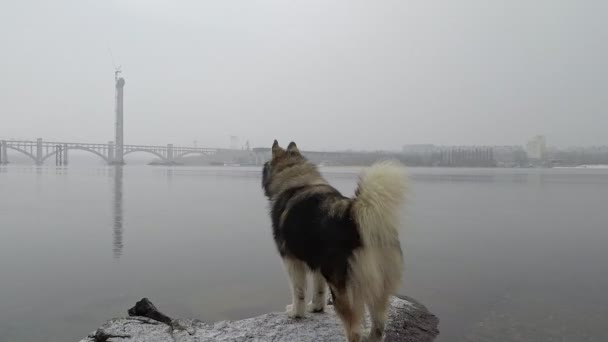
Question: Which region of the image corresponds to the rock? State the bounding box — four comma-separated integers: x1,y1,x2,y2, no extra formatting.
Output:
80,295,439,342
127,298,173,324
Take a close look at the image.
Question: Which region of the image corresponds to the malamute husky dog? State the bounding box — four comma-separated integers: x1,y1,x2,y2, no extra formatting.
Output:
262,140,407,342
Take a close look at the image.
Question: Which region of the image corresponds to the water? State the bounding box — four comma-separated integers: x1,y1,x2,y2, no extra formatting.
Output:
1,165,607,342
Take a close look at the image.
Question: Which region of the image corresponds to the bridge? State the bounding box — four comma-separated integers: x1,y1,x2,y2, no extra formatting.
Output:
0,74,230,166
0,139,218,166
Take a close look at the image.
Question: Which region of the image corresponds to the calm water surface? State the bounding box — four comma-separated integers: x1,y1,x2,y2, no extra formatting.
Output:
1,165,607,342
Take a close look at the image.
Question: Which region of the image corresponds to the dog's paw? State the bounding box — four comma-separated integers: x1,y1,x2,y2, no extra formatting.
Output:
307,302,325,313
285,304,305,319
362,332,384,342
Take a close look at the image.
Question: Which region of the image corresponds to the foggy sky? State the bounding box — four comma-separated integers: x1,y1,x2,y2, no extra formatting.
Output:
1,0,606,151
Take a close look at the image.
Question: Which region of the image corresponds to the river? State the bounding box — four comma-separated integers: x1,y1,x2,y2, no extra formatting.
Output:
1,165,607,341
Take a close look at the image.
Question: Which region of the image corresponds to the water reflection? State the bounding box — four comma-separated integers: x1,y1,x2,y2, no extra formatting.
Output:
112,165,124,259
165,167,173,184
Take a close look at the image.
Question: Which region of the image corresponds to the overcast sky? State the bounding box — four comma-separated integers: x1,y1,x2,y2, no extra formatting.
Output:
1,0,606,150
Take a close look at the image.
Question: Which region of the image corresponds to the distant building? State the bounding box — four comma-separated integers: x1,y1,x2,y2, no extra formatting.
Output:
402,144,437,155
400,144,497,167
434,146,495,167
526,135,547,160
545,145,608,166
492,146,528,167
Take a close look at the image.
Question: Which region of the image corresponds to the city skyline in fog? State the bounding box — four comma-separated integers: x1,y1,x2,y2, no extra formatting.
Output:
1,0,606,151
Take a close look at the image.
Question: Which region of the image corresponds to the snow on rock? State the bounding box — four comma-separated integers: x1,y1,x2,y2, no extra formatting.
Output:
80,296,439,342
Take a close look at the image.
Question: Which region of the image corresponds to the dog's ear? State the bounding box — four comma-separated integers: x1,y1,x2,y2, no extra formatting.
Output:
286,141,299,154
272,140,283,158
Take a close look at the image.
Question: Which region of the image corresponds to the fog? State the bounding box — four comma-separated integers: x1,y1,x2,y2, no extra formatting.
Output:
2,4,608,341
1,0,606,150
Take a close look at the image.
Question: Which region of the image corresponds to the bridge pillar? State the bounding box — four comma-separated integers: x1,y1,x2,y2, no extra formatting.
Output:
167,144,174,164
0,140,6,164
63,144,69,166
108,141,115,164
36,138,43,166
55,145,61,165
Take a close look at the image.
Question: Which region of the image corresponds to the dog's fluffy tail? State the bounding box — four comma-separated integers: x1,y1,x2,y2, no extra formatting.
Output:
352,160,407,247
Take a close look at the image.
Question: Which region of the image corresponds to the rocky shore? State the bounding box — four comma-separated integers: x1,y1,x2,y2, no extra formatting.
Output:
80,296,439,342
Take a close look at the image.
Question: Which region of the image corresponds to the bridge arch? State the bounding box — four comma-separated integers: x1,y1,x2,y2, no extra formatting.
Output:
123,149,167,161
5,146,38,164
40,151,59,163
40,147,110,164
175,151,215,159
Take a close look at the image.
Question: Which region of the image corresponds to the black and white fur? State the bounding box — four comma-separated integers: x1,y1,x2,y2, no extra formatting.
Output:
262,140,407,342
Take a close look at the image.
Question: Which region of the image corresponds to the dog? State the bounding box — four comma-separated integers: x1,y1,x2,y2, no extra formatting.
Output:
262,140,407,342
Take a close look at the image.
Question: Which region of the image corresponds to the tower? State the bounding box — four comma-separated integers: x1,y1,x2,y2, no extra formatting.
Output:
114,71,126,164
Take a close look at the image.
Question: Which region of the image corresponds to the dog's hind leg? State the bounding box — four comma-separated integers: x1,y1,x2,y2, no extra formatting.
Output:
308,271,327,313
283,258,307,318
364,292,390,342
332,287,364,342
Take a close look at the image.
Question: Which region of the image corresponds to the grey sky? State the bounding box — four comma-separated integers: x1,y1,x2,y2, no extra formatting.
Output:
1,0,606,151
